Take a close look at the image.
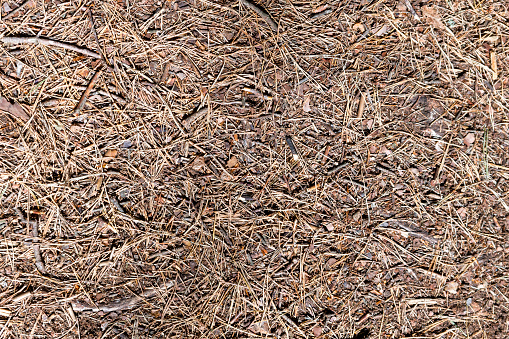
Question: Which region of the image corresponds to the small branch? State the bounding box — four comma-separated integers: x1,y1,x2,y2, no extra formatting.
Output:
310,9,332,20
1,36,102,59
182,107,208,130
432,133,453,186
73,70,102,116
356,92,366,119
239,0,278,32
285,136,299,161
14,208,46,275
87,9,110,67
110,196,125,214
242,87,273,100
155,90,186,134
326,161,350,176
71,281,175,313
74,86,126,104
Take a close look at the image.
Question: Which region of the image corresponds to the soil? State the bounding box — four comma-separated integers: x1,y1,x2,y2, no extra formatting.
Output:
1,0,509,338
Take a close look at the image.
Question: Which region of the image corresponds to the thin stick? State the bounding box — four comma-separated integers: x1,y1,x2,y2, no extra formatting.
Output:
1,36,101,59
73,70,102,116
432,133,453,186
155,90,186,134
310,9,332,20
87,9,110,66
242,87,273,100
74,86,126,104
71,281,175,313
326,161,350,176
357,92,366,119
285,135,299,161
239,0,278,32
14,208,46,275
183,107,208,130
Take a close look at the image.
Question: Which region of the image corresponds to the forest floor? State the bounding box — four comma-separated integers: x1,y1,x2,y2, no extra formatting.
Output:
1,0,509,338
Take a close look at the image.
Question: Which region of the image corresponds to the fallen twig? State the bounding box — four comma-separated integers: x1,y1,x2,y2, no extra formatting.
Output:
242,87,273,100
326,161,350,176
183,107,208,130
110,196,125,214
155,90,186,134
379,220,437,244
71,281,175,313
75,86,126,104
42,86,126,107
240,0,278,32
87,9,110,67
14,208,46,274
1,36,101,59
73,70,102,116
285,136,299,161
357,92,366,119
432,133,453,186
310,9,332,20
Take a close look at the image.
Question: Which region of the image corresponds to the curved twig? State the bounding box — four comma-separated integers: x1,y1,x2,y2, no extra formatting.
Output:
239,0,278,32
71,281,175,313
1,36,101,59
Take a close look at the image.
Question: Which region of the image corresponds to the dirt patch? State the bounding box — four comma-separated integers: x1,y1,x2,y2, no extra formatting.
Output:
1,0,508,337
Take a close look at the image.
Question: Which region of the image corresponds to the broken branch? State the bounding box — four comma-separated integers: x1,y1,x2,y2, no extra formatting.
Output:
1,36,102,59
239,0,278,32
71,281,175,313
73,70,102,116
14,208,46,275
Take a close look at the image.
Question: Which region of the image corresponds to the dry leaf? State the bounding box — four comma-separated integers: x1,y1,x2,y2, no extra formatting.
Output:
352,211,362,222
361,118,374,129
374,24,389,36
353,22,365,33
326,258,337,268
422,5,446,30
444,281,459,294
457,207,467,218
104,149,118,158
0,96,29,121
481,36,499,43
249,321,270,334
303,96,312,112
312,326,323,337
408,168,419,175
468,301,481,313
312,4,328,13
190,156,208,172
463,133,475,147
396,0,407,12
77,68,90,78
380,145,392,156
70,125,81,133
227,156,239,168
97,217,112,234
